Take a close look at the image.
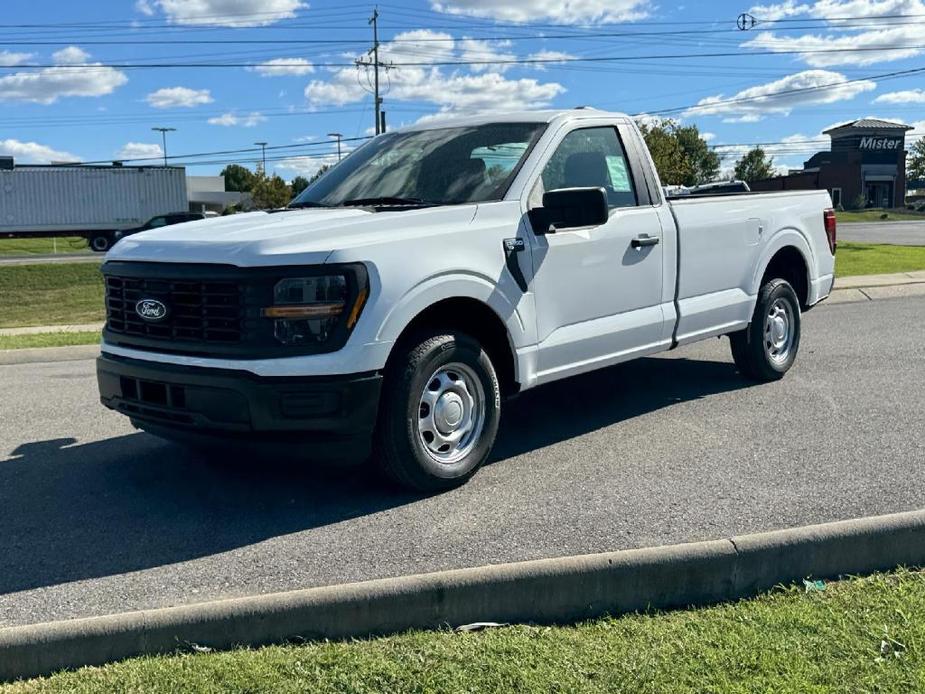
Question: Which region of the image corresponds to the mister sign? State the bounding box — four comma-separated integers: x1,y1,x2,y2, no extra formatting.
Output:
858,137,903,151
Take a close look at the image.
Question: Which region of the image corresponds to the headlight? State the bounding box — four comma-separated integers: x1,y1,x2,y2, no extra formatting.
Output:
262,273,368,346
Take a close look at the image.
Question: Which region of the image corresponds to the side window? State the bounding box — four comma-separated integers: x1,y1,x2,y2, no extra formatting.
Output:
470,142,528,187
147,216,167,228
538,127,638,208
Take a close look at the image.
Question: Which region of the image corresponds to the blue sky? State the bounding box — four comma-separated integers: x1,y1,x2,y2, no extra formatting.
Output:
1,0,923,181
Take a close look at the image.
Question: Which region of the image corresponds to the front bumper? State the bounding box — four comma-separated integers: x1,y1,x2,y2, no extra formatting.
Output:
97,353,382,459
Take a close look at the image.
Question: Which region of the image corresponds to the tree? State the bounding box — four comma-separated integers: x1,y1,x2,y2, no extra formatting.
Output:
250,173,292,209
220,164,257,193
908,138,925,181
635,119,719,186
290,175,310,197
733,147,775,183
308,163,332,186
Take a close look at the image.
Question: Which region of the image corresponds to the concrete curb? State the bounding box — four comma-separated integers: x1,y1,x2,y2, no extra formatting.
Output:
2,509,924,682
0,323,102,337
0,344,100,366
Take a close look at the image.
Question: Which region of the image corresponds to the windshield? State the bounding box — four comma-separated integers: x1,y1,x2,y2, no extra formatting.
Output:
291,122,546,208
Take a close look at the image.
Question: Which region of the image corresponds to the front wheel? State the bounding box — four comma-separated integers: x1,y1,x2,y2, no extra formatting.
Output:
376,331,501,492
89,233,112,252
730,278,801,381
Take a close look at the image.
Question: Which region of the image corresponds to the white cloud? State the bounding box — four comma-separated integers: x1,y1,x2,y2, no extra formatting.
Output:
0,51,127,105
430,0,649,24
701,132,717,142
0,51,32,67
684,69,876,121
154,0,305,27
115,142,164,160
52,46,90,65
250,58,314,77
0,139,77,164
747,1,811,20
874,89,925,103
207,111,267,127
277,154,341,178
526,50,577,69
145,86,213,108
305,29,565,116
459,38,516,73
742,0,925,66
135,0,155,15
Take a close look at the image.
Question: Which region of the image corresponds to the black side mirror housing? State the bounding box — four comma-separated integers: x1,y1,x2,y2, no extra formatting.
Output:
528,187,609,234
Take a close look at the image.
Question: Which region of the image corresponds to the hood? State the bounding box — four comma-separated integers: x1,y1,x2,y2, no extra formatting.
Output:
105,205,477,266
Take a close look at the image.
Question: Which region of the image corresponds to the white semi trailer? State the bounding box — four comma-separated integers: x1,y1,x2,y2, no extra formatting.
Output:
0,162,188,251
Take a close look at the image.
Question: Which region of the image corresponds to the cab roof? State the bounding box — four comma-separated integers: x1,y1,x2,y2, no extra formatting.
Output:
395,108,633,133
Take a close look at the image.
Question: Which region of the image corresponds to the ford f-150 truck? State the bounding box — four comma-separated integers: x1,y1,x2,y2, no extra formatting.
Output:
97,109,836,491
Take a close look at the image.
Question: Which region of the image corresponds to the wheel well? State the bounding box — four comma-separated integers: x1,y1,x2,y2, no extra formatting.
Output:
761,246,809,308
389,298,518,396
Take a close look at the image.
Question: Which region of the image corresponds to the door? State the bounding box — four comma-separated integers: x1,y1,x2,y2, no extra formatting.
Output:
527,125,668,382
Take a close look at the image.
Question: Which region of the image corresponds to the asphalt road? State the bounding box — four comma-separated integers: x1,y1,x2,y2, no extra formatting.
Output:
1,296,923,628
839,220,925,245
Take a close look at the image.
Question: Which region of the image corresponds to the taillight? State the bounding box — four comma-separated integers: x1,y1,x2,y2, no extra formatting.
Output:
823,208,837,254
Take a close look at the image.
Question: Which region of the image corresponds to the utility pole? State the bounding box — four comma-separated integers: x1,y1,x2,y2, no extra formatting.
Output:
254,141,268,174
356,8,387,135
151,127,175,166
327,132,343,161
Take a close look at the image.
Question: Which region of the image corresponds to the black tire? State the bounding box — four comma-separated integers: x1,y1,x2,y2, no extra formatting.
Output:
376,331,501,492
730,278,801,382
89,234,112,252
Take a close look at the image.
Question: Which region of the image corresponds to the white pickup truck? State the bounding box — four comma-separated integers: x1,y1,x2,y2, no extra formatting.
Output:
98,109,836,490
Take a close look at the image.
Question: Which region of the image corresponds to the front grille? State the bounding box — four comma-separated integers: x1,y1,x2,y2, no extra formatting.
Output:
101,261,366,358
106,276,243,343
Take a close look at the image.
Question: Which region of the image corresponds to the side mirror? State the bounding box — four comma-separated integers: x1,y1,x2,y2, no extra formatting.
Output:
528,187,609,234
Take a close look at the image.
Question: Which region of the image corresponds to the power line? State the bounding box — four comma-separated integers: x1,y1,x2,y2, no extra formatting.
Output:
8,43,925,70
71,136,373,166
643,65,925,116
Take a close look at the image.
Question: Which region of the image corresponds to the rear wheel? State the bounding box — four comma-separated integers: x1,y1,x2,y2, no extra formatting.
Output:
730,278,801,381
376,331,501,492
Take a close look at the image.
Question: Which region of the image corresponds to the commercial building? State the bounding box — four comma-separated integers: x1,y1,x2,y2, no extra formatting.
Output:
186,175,249,214
750,118,914,208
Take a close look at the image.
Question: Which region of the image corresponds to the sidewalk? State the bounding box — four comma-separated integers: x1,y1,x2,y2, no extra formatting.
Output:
828,270,925,304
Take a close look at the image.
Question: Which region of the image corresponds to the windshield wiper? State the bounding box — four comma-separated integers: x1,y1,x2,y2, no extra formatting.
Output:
287,201,333,209
340,196,438,208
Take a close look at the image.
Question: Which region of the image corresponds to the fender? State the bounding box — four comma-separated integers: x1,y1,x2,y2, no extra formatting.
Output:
750,227,815,299
375,271,533,383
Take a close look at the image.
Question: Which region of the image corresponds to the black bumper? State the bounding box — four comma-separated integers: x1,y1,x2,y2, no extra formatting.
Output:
97,354,382,459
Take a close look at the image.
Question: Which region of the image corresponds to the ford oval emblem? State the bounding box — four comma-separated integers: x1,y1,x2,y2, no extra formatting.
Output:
135,298,168,322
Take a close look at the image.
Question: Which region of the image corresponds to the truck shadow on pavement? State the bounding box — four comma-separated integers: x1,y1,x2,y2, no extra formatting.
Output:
0,355,752,597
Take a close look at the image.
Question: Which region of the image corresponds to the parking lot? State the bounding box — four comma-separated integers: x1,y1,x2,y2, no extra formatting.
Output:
1,295,923,628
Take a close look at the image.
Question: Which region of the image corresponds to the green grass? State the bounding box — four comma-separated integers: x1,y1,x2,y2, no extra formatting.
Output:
0,244,919,332
5,570,925,693
836,209,925,223
0,263,104,328
836,242,925,277
0,237,89,256
0,331,100,350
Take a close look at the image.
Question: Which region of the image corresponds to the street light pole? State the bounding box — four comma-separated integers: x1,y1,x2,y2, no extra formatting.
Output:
327,132,343,162
151,127,176,166
254,141,268,174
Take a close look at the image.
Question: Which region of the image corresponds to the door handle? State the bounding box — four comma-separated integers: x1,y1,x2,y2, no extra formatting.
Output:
631,235,660,248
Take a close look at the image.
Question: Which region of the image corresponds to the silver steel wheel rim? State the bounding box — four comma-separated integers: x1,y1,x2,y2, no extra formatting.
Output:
764,297,794,364
417,362,486,465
